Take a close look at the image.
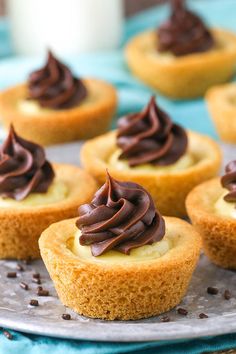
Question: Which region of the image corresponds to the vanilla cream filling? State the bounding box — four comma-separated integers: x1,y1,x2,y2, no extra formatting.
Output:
18,99,52,115
214,190,236,219
71,229,177,264
0,180,68,207
18,95,92,115
108,148,195,173
151,36,224,63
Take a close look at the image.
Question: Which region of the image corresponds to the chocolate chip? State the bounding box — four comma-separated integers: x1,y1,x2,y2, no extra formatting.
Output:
224,289,231,300
32,278,41,285
16,264,24,272
37,289,49,296
177,308,188,316
32,273,40,279
160,316,170,322
37,286,43,291
62,314,71,320
199,313,208,319
3,330,13,340
29,299,39,307
207,287,218,295
7,272,17,278
20,282,29,290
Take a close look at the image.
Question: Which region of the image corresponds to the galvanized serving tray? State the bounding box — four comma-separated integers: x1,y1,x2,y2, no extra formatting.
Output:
0,141,235,342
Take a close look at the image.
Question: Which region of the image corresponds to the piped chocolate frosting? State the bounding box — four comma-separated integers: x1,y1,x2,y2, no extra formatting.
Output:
0,125,54,200
117,96,188,167
158,0,214,56
76,172,165,256
28,50,87,109
221,160,236,203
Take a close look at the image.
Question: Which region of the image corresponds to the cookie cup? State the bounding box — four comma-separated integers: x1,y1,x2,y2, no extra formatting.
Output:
125,29,236,99
80,130,221,217
39,217,201,320
206,83,236,143
0,79,117,145
0,165,97,260
186,178,236,269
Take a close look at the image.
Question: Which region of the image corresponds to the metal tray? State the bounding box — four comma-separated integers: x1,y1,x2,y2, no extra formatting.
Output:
0,141,235,342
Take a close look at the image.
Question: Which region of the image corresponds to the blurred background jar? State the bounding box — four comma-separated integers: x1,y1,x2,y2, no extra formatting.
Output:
6,0,124,55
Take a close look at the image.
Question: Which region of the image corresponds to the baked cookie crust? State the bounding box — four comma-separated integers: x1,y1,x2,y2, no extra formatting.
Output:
0,164,97,260
39,216,201,320
206,83,236,143
80,130,221,218
125,29,236,99
186,178,236,269
0,79,117,145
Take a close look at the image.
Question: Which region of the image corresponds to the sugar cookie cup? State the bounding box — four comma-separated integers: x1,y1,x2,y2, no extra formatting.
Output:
186,178,236,269
80,130,221,218
125,29,236,99
0,165,97,260
0,79,117,146
39,216,201,320
206,83,236,143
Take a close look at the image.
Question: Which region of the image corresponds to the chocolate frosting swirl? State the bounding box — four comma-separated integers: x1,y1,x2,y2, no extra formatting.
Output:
221,160,236,203
157,0,214,56
117,96,188,167
28,50,87,109
76,173,165,257
0,126,55,201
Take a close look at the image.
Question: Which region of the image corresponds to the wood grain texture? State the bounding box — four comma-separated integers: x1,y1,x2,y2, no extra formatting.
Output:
125,0,165,16
0,0,4,16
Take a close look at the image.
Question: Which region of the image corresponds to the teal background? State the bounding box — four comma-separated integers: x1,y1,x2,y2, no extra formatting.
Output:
0,0,236,352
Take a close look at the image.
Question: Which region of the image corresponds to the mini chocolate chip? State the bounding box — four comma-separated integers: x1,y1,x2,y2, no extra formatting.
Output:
160,316,170,322
62,314,71,320
177,308,188,316
199,313,208,319
37,289,49,296
3,330,13,340
32,273,40,279
177,307,188,316
7,272,17,278
207,287,218,295
224,289,231,300
32,278,41,285
20,282,29,290
30,299,39,307
16,264,24,272
37,286,43,291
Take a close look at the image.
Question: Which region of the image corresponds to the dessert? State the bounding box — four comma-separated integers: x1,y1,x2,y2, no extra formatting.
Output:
125,0,236,99
0,126,97,259
81,96,221,217
0,51,117,145
186,160,236,269
39,173,201,320
206,83,236,143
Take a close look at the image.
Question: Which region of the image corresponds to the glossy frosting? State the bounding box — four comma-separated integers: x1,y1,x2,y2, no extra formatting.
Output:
221,160,236,203
214,161,236,219
158,0,214,56
0,125,54,200
28,50,87,109
117,96,188,167
76,173,165,256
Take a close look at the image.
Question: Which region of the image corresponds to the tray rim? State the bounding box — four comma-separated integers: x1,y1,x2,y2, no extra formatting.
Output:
0,309,235,342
